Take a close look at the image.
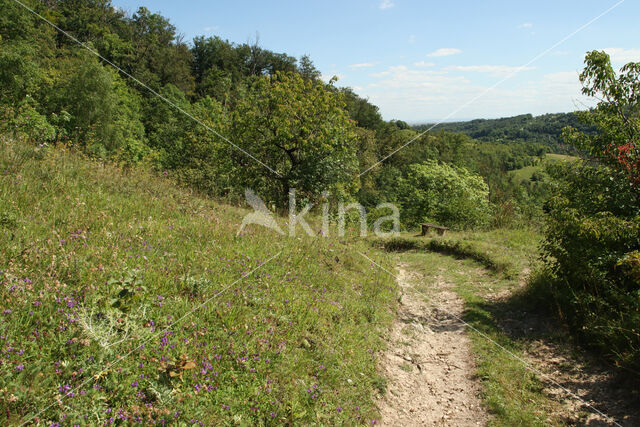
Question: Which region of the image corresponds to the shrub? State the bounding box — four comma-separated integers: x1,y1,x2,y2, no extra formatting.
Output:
542,161,640,368
2,102,56,144
398,160,492,230
538,51,640,369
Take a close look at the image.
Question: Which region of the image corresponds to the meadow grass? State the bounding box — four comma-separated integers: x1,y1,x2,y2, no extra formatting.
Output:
544,153,577,162
510,165,541,185
510,153,579,184
372,228,541,279
0,138,396,425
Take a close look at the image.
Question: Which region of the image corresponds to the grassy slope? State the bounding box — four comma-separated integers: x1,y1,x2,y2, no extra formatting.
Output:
373,229,541,279
0,138,396,425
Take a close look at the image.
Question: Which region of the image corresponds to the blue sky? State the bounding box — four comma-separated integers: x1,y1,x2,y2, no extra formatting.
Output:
111,0,640,122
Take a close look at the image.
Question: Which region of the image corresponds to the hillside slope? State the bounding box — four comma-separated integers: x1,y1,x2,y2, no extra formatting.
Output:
415,113,591,152
0,137,395,425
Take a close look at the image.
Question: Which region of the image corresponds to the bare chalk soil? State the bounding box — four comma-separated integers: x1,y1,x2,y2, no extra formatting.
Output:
377,263,486,426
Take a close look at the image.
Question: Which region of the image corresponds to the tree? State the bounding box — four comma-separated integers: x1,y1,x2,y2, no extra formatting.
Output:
231,72,359,205
0,40,43,105
399,160,491,229
171,96,231,195
191,35,300,100
340,88,384,130
142,83,192,166
128,7,194,94
391,119,410,130
563,50,640,185
298,54,321,80
54,52,145,157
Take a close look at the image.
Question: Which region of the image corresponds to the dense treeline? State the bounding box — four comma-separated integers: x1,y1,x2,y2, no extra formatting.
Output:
1,0,563,229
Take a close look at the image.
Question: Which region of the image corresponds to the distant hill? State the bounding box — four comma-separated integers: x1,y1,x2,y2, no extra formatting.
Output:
414,113,593,153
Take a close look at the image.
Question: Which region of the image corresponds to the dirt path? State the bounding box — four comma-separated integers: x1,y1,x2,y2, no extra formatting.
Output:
377,263,487,426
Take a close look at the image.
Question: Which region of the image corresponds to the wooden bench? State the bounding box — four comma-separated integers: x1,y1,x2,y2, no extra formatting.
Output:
421,223,449,236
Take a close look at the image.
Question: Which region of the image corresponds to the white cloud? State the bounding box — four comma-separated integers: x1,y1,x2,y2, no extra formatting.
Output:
204,25,219,32
427,48,462,57
379,0,394,10
449,64,536,77
414,61,435,67
408,35,416,44
368,65,469,91
349,62,376,69
513,71,593,111
518,22,533,29
603,47,640,64
552,50,570,56
361,63,591,121
370,70,391,78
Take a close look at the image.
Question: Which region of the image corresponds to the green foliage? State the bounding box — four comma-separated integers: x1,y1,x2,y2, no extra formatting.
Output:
142,83,190,161
48,52,146,159
191,35,300,96
358,123,551,228
563,50,640,184
398,160,492,229
2,102,56,143
192,35,248,87
0,40,44,104
198,67,233,103
128,7,194,94
106,268,146,313
539,51,640,369
339,87,384,130
298,54,321,80
0,0,38,42
231,72,359,204
172,95,233,196
541,162,640,368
